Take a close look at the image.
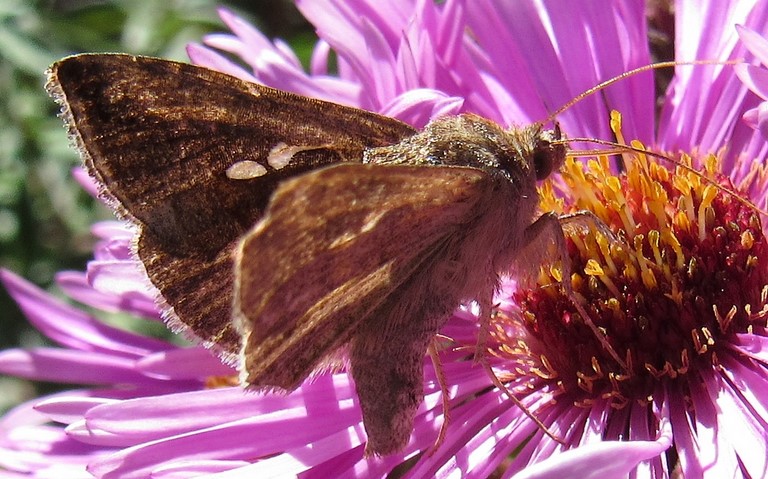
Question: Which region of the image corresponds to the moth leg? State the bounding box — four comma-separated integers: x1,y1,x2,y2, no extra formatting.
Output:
518,212,628,370
473,292,495,362
426,339,450,456
558,210,621,245
479,353,565,444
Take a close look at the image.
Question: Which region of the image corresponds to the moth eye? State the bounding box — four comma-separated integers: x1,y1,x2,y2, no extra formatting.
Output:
533,149,554,180
533,123,563,180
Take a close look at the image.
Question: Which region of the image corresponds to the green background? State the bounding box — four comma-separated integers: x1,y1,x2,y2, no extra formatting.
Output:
0,0,315,411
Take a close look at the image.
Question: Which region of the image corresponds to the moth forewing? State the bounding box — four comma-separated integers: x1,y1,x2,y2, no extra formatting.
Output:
233,164,496,391
46,53,416,363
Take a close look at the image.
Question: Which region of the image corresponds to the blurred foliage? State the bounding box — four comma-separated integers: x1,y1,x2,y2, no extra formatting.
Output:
0,0,314,358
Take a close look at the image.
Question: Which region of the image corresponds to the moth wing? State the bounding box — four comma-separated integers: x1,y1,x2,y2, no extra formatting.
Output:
235,163,493,390
47,54,417,360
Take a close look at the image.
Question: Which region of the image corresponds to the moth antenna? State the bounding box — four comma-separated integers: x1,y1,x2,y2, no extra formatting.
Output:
544,59,742,125
556,136,768,218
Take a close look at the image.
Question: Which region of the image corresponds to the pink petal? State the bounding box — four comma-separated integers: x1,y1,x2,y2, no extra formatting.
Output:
0,269,170,357
89,220,132,242
151,460,251,478
379,89,464,127
309,40,332,76
74,376,357,446
136,347,234,379
212,8,293,68
86,404,363,479
186,44,259,83
72,167,98,198
1,396,52,431
34,388,188,425
86,260,152,297
511,417,671,479
0,348,152,384
735,63,768,100
55,271,160,320
743,105,761,128
710,356,768,476
730,333,768,361
35,396,117,425
688,369,740,477
359,17,398,106
273,39,303,68
737,24,768,66
658,0,768,156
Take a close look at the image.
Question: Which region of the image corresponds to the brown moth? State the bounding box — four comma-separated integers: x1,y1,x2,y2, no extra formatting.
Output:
47,54,569,455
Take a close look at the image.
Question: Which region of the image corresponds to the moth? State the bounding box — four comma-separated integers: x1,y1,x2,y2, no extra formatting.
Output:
47,54,570,455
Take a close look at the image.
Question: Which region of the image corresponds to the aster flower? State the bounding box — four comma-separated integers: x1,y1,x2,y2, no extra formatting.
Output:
3,1,768,478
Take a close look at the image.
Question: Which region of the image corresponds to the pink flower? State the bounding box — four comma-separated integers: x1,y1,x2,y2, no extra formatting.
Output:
3,1,768,478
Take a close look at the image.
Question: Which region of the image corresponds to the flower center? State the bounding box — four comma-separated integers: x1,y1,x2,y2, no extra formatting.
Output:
496,112,768,408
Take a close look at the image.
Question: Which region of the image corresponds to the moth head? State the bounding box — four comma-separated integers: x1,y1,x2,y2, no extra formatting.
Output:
531,123,567,181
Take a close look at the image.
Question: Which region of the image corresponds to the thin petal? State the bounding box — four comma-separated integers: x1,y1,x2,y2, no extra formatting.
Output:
310,40,331,76
735,63,768,100
379,89,464,128
711,356,768,476
0,269,170,357
55,271,160,320
510,418,671,479
90,220,132,243
151,460,251,478
75,376,357,446
688,369,740,478
136,347,234,379
72,167,98,198
658,0,768,157
34,388,192,425
86,405,363,479
186,43,258,83
0,348,158,385
737,24,768,65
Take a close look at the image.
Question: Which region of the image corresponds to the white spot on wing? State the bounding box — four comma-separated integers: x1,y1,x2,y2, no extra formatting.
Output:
226,160,267,180
267,142,321,170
